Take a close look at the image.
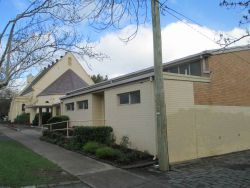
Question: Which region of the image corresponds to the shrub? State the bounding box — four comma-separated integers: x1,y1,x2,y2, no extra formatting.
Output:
32,112,51,126
41,130,66,146
96,146,122,159
47,115,69,130
63,138,82,151
83,141,102,154
14,113,30,124
74,126,113,145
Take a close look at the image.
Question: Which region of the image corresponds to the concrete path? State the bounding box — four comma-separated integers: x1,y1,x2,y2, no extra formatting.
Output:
0,125,159,188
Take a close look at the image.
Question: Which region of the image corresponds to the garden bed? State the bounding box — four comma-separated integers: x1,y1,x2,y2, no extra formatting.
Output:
40,127,156,168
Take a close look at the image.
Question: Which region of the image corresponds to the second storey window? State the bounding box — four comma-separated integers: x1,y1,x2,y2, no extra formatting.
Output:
118,90,141,105
77,100,88,110
66,102,74,111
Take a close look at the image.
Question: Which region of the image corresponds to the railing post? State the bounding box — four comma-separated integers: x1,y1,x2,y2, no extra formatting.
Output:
66,121,69,138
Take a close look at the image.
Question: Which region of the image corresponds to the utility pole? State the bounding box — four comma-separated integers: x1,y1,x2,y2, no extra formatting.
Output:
151,0,170,171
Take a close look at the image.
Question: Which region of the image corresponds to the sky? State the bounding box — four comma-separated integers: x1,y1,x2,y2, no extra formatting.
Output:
1,0,250,85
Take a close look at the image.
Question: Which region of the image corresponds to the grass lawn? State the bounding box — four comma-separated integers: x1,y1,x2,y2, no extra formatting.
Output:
0,140,77,187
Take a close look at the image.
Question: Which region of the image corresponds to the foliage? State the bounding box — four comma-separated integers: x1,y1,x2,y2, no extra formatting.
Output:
83,141,103,154
95,146,122,160
63,138,82,151
14,113,30,124
47,115,70,130
32,112,51,126
0,99,11,119
0,140,76,187
120,136,130,148
41,130,153,165
111,144,152,165
91,74,108,83
74,126,113,145
47,115,70,123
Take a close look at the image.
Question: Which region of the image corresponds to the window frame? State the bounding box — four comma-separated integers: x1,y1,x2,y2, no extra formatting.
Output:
65,102,74,111
118,90,141,105
77,100,88,110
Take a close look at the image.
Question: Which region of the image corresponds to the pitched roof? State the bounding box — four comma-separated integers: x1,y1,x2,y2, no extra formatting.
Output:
20,62,58,96
38,69,88,96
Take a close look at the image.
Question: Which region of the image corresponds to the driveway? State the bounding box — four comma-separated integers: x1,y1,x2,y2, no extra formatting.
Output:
1,124,250,187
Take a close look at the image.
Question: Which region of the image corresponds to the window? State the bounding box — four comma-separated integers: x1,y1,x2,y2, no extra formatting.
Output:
77,100,88,110
130,91,141,104
190,61,201,76
65,102,74,111
168,66,178,73
118,90,140,105
22,104,25,112
119,93,129,104
179,64,189,75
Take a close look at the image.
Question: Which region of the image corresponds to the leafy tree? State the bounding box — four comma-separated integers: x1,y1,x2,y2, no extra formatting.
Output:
91,74,108,84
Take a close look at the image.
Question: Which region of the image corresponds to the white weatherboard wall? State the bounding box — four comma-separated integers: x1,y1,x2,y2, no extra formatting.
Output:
105,80,157,155
163,73,250,163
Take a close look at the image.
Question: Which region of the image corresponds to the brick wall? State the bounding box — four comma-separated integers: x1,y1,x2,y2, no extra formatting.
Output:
194,49,250,106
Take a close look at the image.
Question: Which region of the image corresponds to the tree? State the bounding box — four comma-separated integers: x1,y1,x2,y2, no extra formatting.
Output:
91,74,108,84
0,0,106,89
219,0,250,46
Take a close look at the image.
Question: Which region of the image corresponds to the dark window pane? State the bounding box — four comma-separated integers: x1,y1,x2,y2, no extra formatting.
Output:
77,100,88,109
22,104,25,112
84,100,88,109
190,61,201,76
78,101,83,109
179,64,189,75
168,66,178,73
66,103,74,111
130,91,140,104
119,93,129,104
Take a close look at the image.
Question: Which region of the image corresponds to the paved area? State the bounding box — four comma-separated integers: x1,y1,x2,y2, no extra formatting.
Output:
130,151,250,187
1,124,250,187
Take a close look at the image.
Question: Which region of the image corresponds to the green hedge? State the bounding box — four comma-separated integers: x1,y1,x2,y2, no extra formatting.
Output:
95,146,122,160
42,130,65,146
83,141,102,154
46,115,69,130
74,126,113,145
14,113,30,124
32,112,51,126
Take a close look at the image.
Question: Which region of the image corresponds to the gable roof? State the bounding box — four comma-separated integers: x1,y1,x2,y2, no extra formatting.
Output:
38,69,89,96
20,61,59,96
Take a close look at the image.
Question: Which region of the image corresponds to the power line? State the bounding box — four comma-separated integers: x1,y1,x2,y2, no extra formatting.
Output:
160,4,250,65
163,9,219,45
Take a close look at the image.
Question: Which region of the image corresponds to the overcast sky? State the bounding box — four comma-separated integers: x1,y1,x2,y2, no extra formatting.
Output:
1,0,250,83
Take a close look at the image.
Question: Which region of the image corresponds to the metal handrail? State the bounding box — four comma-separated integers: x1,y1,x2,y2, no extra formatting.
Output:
41,119,106,138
